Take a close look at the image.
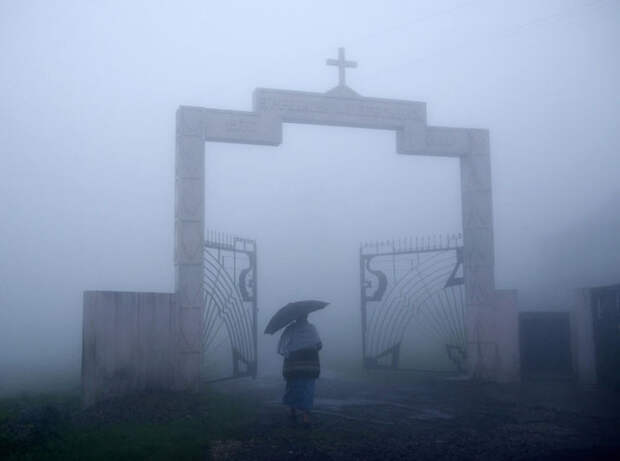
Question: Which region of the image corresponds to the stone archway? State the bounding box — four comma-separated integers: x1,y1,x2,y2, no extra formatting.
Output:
174,49,503,388
82,50,518,407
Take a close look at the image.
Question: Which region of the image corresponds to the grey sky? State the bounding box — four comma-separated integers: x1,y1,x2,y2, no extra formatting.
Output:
1,0,619,389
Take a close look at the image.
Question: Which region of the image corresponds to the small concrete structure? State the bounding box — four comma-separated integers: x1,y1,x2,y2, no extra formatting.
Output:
511,287,599,384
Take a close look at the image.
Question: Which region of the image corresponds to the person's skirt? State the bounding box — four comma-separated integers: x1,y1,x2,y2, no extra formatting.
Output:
282,378,316,411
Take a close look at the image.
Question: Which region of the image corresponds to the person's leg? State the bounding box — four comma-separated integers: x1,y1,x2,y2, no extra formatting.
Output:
283,379,297,425
301,379,315,428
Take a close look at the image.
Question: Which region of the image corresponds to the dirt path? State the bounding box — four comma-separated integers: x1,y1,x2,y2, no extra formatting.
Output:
208,373,620,460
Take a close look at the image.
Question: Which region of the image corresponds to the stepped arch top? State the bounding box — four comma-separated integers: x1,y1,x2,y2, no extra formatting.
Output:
174,80,496,384
176,88,481,157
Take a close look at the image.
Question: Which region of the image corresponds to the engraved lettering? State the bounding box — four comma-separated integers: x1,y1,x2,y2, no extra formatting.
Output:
256,92,423,124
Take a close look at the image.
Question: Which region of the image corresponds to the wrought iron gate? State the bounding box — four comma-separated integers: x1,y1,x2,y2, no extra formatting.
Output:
202,231,257,382
360,234,466,372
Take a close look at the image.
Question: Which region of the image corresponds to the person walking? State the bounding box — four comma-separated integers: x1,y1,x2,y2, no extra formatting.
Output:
277,314,322,428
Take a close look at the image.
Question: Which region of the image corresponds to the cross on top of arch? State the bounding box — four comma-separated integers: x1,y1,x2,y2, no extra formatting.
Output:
326,47,357,88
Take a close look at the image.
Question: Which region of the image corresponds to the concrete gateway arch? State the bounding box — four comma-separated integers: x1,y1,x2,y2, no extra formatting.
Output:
175,56,508,389
82,49,519,406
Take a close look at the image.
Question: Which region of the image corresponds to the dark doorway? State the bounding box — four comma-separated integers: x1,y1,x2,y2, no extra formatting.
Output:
519,312,573,380
591,285,620,388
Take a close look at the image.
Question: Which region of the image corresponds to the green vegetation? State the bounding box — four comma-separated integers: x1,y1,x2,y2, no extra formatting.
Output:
0,389,257,460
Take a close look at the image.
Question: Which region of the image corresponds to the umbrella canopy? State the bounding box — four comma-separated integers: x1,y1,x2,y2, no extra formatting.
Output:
264,300,329,335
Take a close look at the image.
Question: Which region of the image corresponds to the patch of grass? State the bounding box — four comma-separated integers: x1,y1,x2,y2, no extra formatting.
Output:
0,388,257,460
19,420,209,461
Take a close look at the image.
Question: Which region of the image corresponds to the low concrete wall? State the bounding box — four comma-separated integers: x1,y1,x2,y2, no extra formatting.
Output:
571,288,597,384
81,291,177,407
492,289,520,382
468,289,520,382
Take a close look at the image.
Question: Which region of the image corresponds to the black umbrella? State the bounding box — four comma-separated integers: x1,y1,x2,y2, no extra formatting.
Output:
264,300,329,335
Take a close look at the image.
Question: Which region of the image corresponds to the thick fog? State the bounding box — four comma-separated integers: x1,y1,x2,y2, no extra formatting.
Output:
1,0,619,393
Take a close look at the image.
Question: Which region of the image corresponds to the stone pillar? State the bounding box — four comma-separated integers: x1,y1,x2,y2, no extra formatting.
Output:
460,129,497,379
175,107,206,389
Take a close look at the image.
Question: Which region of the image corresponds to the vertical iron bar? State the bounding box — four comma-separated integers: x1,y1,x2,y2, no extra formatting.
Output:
360,246,367,368
392,240,396,283
252,241,258,378
233,238,237,291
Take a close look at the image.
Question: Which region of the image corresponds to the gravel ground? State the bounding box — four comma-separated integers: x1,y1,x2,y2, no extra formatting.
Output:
2,374,618,460
207,373,620,460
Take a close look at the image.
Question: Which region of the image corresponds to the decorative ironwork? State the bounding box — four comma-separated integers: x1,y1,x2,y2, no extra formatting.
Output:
360,234,466,372
202,230,257,381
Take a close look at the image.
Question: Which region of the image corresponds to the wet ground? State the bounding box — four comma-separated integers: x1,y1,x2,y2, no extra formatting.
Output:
2,373,619,460
209,372,620,460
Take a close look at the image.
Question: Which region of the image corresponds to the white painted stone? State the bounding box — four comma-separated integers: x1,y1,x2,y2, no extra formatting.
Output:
468,128,490,156
423,126,470,156
254,88,426,129
177,306,203,353
460,154,492,191
461,191,494,230
203,109,281,145
175,108,207,391
176,106,207,138
464,266,495,307
396,123,427,154
175,264,203,307
462,228,495,267
397,126,471,156
453,128,503,380
175,136,204,178
426,126,471,153
175,178,204,221
175,220,203,264
462,207,493,237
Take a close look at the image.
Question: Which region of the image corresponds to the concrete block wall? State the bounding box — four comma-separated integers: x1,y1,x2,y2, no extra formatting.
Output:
81,291,177,407
464,289,520,382
571,288,597,384
491,289,520,382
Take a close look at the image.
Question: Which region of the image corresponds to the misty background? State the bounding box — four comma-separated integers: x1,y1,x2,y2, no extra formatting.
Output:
1,0,619,393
